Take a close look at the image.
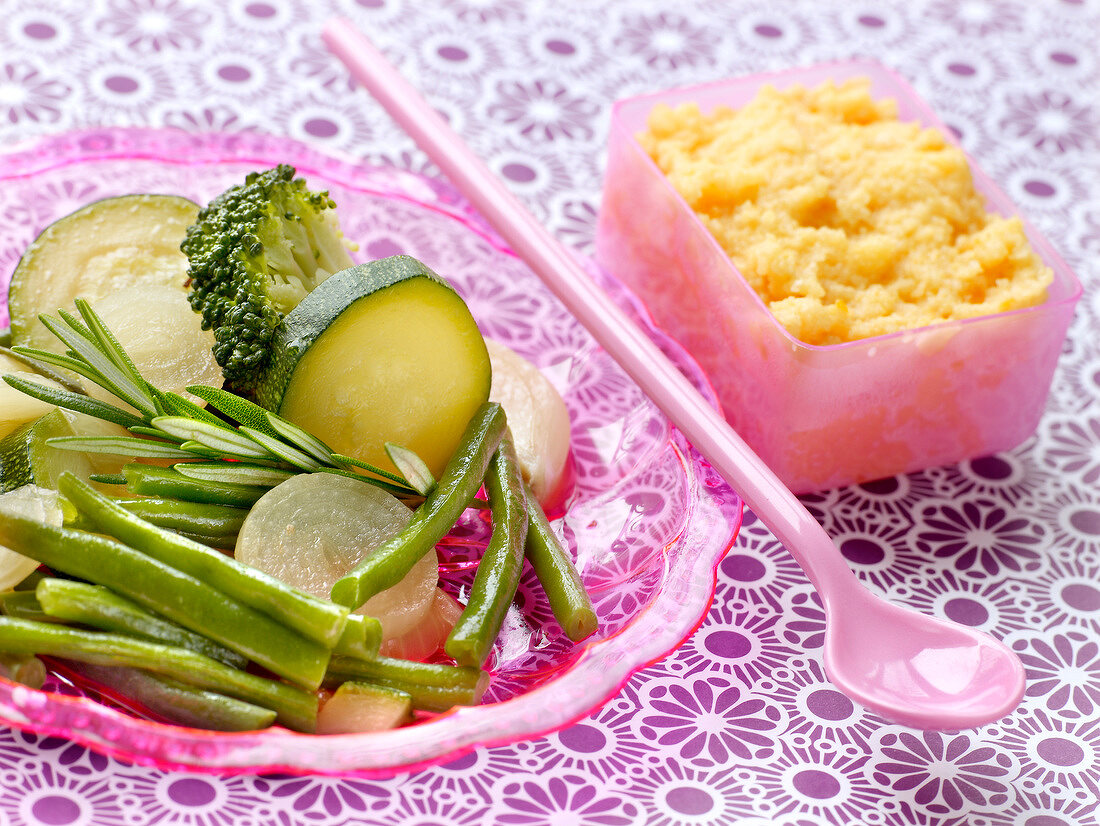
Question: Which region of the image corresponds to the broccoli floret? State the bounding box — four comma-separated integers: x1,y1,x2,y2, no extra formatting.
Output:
181,164,355,396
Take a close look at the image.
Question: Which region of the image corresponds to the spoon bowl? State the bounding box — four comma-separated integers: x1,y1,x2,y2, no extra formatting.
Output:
824,578,1025,729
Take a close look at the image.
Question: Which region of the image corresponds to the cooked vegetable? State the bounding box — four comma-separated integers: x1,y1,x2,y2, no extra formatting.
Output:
0,485,65,591
121,463,271,508
235,473,437,641
0,411,95,494
445,432,527,667
324,655,488,713
0,352,65,440
485,339,572,506
86,284,221,410
60,662,276,732
0,617,316,731
316,681,413,734
58,473,348,649
8,303,420,503
0,504,331,689
35,578,248,669
8,194,198,358
181,165,355,397
523,483,597,642
258,256,492,479
379,588,463,661
112,498,248,548
0,652,45,688
331,402,506,610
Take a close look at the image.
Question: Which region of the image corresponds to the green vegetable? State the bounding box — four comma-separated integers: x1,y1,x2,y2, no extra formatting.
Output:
333,614,382,660
0,507,331,690
35,578,248,669
59,473,348,649
258,256,493,480
331,402,506,610
0,617,316,731
523,484,598,642
122,463,271,508
445,432,527,667
0,591,56,624
112,498,248,545
6,303,420,501
0,409,95,493
7,194,198,359
62,661,276,731
325,655,488,713
181,165,355,397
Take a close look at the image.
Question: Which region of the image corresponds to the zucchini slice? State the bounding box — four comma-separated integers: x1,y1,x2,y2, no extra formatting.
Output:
8,194,199,355
257,256,491,479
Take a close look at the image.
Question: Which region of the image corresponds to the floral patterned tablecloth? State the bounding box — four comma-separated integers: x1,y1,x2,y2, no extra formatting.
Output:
1,0,1099,824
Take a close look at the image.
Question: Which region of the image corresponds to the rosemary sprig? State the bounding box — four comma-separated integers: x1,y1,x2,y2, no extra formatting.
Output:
2,302,423,500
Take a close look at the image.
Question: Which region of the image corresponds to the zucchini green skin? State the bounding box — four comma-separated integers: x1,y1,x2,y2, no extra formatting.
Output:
8,194,199,351
254,255,482,410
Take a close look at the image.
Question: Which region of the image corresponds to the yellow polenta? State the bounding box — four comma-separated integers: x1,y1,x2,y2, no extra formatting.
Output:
639,78,1052,345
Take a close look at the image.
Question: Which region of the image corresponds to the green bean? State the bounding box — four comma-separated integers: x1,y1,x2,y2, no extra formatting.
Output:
0,591,57,623
35,578,248,669
122,463,270,508
333,614,382,660
523,484,598,642
62,661,276,731
0,652,45,688
60,473,347,648
331,402,506,609
445,432,527,667
112,498,247,543
0,508,330,690
325,655,488,712
0,618,315,731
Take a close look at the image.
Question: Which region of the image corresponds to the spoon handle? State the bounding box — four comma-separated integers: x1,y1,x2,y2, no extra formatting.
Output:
322,18,861,599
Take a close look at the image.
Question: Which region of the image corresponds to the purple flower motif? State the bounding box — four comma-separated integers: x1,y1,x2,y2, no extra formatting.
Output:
0,764,127,825
96,0,209,52
637,676,781,767
528,696,655,780
834,471,944,519
613,12,718,71
912,497,1045,579
894,572,1034,640
672,601,798,685
250,775,399,823
0,60,69,124
822,509,919,592
925,0,1026,35
495,774,638,825
1012,630,1100,719
487,79,598,143
555,198,599,255
999,89,1098,153
997,710,1100,802
157,102,259,133
717,532,808,611
1043,416,1100,485
1023,556,1100,635
624,761,757,825
871,731,1016,815
776,585,826,650
766,659,883,749
751,747,887,824
439,0,528,24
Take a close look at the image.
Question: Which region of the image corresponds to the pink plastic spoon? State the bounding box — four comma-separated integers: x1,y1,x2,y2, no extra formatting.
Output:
322,19,1025,730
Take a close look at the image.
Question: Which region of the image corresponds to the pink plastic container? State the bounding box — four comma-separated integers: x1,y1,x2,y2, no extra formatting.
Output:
595,60,1082,494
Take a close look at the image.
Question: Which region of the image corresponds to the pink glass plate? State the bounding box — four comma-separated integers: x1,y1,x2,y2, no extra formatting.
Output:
0,128,742,776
